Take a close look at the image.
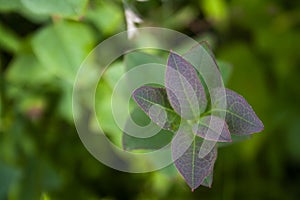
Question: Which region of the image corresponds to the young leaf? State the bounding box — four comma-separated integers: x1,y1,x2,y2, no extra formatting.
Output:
165,51,207,119
122,108,173,150
211,88,264,135
172,126,217,191
192,115,231,142
132,86,181,131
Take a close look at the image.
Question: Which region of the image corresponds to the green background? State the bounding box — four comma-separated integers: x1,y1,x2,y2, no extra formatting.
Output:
1,0,300,199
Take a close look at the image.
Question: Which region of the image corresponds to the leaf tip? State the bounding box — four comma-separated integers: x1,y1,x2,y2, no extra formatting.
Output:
258,120,264,132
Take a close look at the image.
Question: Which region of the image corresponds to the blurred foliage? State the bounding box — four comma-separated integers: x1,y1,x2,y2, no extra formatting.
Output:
1,0,300,199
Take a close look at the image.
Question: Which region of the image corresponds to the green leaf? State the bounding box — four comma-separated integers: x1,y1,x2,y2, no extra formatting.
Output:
5,54,55,85
132,86,181,131
124,51,165,72
95,79,123,146
31,20,95,83
86,1,124,35
122,107,173,150
21,0,88,18
94,62,129,146
0,23,22,53
124,51,166,88
0,0,22,11
216,60,232,85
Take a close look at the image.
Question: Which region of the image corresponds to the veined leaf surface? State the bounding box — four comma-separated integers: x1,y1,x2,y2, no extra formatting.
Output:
132,86,180,131
211,88,264,135
165,51,207,119
172,125,217,191
193,115,231,142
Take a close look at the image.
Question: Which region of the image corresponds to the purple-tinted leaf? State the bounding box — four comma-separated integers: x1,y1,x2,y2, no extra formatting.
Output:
172,127,217,191
211,88,264,135
183,42,223,90
201,171,213,188
132,86,180,131
192,115,231,142
165,51,207,119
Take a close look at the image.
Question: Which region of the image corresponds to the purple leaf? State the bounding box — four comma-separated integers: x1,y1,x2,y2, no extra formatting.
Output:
211,88,264,135
172,126,217,191
132,86,180,131
192,115,232,142
165,51,207,119
201,171,213,188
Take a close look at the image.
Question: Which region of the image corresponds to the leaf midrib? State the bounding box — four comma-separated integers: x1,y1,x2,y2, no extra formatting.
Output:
135,95,177,114
209,109,258,126
191,137,196,189
171,54,199,119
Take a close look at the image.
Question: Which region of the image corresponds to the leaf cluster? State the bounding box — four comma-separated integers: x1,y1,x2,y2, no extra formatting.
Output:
125,44,264,190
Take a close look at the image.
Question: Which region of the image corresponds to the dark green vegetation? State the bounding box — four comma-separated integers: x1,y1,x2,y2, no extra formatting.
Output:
1,0,300,199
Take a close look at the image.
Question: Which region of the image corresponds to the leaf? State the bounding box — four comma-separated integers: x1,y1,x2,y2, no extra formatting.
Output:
192,115,231,142
165,51,207,119
183,42,223,92
132,86,181,131
0,22,21,53
124,51,165,72
211,88,264,135
186,41,233,85
124,51,166,88
0,0,22,11
95,79,123,146
5,54,55,85
31,20,95,83
201,171,213,188
216,60,232,85
172,127,217,191
122,107,173,150
21,0,88,18
183,41,220,87
86,1,123,35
